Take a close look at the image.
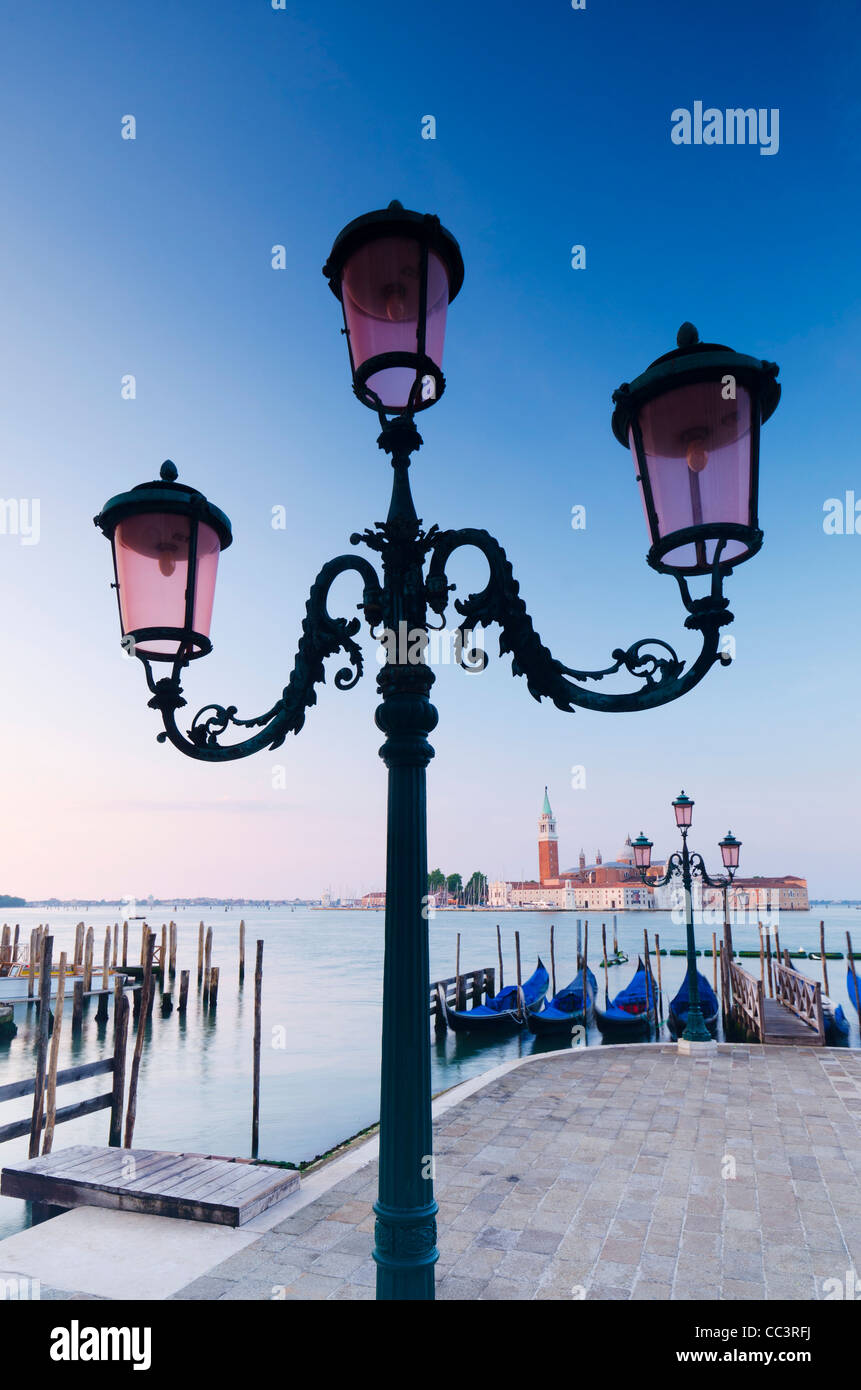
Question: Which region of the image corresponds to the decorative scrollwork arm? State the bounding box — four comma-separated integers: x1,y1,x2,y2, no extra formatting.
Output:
688,853,730,889
427,528,733,714
143,554,382,761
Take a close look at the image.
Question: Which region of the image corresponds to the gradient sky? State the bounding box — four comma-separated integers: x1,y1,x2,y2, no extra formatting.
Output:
0,0,859,899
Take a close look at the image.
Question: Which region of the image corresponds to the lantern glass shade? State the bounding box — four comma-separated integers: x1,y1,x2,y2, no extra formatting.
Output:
631,381,754,574
341,238,450,413
673,792,694,828
719,833,741,870
114,513,221,659
632,834,653,870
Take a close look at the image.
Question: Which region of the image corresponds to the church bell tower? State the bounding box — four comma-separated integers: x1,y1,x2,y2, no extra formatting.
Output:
538,787,559,884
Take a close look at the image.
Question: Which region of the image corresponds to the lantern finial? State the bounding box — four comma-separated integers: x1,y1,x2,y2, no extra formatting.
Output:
676,322,699,348
160,460,178,482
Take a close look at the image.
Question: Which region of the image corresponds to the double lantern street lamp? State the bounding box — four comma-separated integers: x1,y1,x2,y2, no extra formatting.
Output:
95,199,781,1300
632,798,742,1044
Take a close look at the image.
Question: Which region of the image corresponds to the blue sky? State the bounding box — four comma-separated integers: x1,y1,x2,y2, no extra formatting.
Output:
0,0,859,897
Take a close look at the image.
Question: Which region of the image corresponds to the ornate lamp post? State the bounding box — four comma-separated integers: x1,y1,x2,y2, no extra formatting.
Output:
95,200,780,1299
633,798,742,1044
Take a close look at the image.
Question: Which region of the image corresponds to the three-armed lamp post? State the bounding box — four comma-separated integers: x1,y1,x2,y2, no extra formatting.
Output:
95,199,780,1299
632,800,742,1043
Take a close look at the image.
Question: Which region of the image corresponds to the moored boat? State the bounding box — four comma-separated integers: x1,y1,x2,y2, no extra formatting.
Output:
443,960,549,1035
528,967,597,1037
667,970,719,1038
594,957,659,1037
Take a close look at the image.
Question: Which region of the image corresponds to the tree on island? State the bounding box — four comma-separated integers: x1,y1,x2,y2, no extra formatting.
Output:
0,895,26,908
446,873,463,902
428,868,446,894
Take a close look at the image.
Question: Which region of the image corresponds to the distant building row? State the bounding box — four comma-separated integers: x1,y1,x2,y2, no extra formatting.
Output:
488,790,808,912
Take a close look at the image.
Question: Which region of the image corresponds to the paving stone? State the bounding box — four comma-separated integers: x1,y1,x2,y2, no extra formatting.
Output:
157,1043,861,1303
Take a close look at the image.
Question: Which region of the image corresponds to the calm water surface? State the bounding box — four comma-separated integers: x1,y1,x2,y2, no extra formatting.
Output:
0,904,858,1238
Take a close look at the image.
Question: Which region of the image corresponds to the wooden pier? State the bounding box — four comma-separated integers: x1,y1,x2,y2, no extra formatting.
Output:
1,1144,299,1227
430,966,495,1032
727,956,825,1045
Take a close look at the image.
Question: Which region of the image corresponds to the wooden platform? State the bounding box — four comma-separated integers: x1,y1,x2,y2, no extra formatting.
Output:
760,996,823,1045
0,1145,300,1227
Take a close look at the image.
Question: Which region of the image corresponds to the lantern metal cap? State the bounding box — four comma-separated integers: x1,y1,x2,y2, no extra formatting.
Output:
322,199,465,302
611,322,781,446
94,461,233,550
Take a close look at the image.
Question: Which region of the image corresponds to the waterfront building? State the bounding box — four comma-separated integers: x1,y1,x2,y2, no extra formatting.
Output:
489,793,808,916
362,891,386,909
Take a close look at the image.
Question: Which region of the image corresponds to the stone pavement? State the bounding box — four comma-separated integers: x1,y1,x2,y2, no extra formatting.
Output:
169,1043,861,1301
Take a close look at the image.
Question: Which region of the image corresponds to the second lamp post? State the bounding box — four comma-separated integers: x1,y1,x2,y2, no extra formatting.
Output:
633,796,741,1043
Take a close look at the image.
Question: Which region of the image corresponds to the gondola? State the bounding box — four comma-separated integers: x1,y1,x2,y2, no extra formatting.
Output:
667,970,719,1038
594,957,659,1037
847,965,861,1016
527,967,597,1037
822,995,850,1044
442,960,549,1035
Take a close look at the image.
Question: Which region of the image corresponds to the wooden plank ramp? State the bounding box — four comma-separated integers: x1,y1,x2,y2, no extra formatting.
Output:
760,996,823,1045
0,1145,299,1227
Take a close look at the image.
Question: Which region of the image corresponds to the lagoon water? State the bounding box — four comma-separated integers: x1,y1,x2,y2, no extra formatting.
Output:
0,903,859,1239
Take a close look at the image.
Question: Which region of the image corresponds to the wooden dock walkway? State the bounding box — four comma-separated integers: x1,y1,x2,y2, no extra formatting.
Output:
1,1145,299,1227
727,954,825,1046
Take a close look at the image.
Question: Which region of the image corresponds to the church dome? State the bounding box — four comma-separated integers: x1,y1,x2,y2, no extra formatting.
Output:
617,835,634,864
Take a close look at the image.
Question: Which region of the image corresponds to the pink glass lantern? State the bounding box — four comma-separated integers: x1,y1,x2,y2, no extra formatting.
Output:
673,791,694,828
323,201,464,414
612,324,780,576
719,831,741,870
632,833,653,870
95,461,232,663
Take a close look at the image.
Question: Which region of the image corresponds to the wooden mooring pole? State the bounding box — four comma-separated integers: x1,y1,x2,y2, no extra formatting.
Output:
654,933,664,1019
496,923,503,990
83,927,94,993
820,921,830,997
109,994,130,1148
848,934,860,1026
95,928,110,1022
239,919,246,984
29,934,53,1158
203,927,213,1002
72,978,84,1034
455,932,462,1011
42,952,67,1155
712,932,718,995
515,930,523,1018
550,923,556,998
197,922,204,983
125,932,155,1148
178,970,190,1016
252,940,263,1159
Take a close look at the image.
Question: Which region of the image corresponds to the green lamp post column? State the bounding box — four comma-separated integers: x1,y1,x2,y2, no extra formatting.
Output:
372,419,439,1299
674,796,713,1044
